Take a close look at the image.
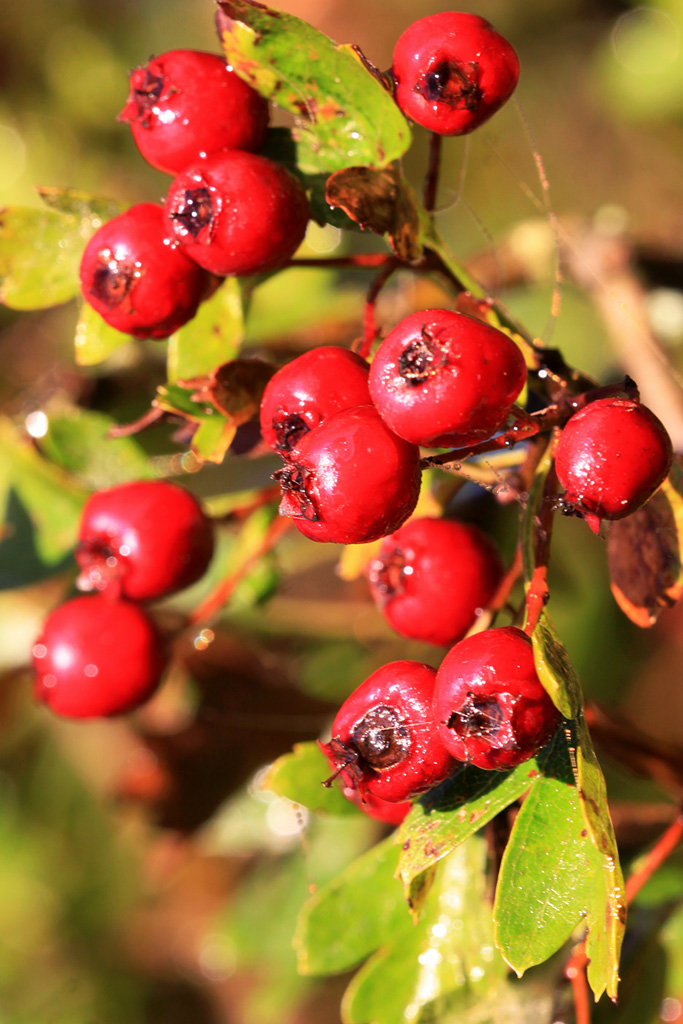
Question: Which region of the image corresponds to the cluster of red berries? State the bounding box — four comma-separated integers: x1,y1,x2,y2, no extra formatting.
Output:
32,481,214,718
319,627,562,824
80,49,309,339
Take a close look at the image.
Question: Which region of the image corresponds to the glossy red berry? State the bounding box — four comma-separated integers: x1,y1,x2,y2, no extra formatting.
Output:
76,480,215,602
368,517,502,647
555,398,673,525
320,661,454,803
32,596,166,718
392,13,520,136
164,151,309,277
340,785,411,826
433,626,560,771
259,346,371,456
79,203,211,339
368,309,527,447
274,405,422,544
118,50,269,175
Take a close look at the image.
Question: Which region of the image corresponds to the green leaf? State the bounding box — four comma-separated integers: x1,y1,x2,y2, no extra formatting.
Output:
295,835,410,976
532,609,581,718
265,741,357,817
38,405,154,490
191,412,237,463
396,757,546,898
215,1,410,173
74,301,136,366
0,418,87,564
493,728,599,973
0,192,123,311
342,837,506,1024
167,278,247,382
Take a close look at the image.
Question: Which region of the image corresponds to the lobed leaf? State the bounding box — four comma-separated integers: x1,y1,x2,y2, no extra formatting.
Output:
343,837,506,1024
295,836,410,977
265,741,357,818
215,1,410,173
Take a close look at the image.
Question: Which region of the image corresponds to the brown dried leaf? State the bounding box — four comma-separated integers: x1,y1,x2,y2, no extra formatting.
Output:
325,164,423,263
607,459,683,626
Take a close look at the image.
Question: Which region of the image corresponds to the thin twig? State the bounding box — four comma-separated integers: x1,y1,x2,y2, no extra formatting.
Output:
423,132,443,213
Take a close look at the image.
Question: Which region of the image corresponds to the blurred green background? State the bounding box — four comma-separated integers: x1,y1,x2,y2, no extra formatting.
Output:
3,0,683,1021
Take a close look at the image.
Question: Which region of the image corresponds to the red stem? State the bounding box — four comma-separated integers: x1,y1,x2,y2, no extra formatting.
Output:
358,258,400,359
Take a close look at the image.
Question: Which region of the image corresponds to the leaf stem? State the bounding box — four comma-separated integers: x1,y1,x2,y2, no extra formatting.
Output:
624,807,683,903
423,132,443,213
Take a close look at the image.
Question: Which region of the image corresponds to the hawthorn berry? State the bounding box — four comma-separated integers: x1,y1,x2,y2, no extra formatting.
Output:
118,49,269,176
368,308,527,447
433,626,560,771
319,661,454,803
259,346,371,456
32,595,166,718
368,516,502,647
340,785,411,826
555,397,673,526
76,480,215,602
392,12,520,136
79,203,211,339
164,150,309,277
274,405,422,544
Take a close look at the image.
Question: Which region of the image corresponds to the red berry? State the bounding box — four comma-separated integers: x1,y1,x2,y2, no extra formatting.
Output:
392,13,519,136
274,405,422,544
433,626,560,771
259,346,371,455
118,50,269,175
79,203,211,339
368,309,527,447
164,151,309,277
32,596,166,718
368,517,502,647
340,785,411,826
555,397,673,524
76,480,215,602
319,661,454,803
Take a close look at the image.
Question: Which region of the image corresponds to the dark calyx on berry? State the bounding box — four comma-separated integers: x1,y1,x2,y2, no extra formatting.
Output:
272,463,319,522
90,251,138,311
415,59,481,110
447,693,506,742
367,545,407,604
131,67,166,120
323,704,412,787
272,412,310,454
398,332,441,385
168,187,214,241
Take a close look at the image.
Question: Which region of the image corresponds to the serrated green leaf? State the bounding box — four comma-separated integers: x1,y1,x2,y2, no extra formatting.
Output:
74,301,136,366
342,837,506,1024
265,742,357,817
295,835,409,976
38,405,154,490
167,278,247,382
0,193,123,311
396,757,546,897
215,1,410,173
0,419,87,563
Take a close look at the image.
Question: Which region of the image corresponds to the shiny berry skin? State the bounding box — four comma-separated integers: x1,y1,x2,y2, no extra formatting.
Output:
164,151,309,277
118,50,269,176
32,596,166,718
368,517,502,647
392,13,519,136
555,398,673,524
76,480,215,602
369,309,527,448
274,405,422,545
434,626,561,771
79,203,211,339
340,785,411,826
260,346,371,456
320,661,454,803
